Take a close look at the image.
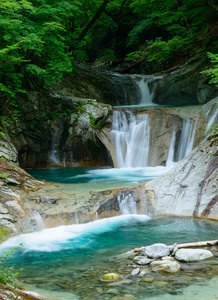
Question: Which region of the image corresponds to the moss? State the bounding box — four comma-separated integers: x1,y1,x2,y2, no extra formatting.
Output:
101,273,120,281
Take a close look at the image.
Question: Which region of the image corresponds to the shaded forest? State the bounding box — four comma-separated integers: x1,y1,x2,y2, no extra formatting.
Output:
0,0,217,101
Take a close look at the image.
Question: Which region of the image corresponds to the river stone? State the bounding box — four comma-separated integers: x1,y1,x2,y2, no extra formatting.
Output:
101,273,120,282
133,255,146,263
141,243,170,259
151,260,181,273
131,268,140,276
136,258,153,265
105,288,119,295
175,249,213,262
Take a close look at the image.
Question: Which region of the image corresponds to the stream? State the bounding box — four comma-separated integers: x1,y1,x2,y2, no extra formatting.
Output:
0,74,217,300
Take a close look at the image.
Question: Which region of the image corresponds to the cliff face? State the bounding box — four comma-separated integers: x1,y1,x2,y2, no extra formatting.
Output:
143,133,218,220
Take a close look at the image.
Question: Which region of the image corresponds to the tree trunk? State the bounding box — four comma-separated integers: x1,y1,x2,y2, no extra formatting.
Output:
79,0,111,40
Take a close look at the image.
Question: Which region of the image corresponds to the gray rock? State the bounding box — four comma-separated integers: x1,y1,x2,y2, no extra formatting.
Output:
151,260,181,273
136,258,153,266
141,243,170,259
133,255,147,262
131,268,140,276
175,249,213,262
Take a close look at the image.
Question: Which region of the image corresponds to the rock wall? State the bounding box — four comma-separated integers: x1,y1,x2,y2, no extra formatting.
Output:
150,56,218,106
143,133,218,220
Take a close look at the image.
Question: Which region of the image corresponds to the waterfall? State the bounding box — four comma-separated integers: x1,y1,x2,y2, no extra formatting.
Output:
166,129,176,168
177,118,198,161
112,110,150,168
117,192,137,214
33,210,45,230
132,76,154,106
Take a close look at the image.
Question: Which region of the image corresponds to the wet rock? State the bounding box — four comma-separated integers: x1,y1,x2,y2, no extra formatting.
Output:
5,201,25,217
136,258,153,266
141,276,154,283
131,268,140,276
108,279,132,287
100,273,120,282
175,249,213,262
151,260,181,273
141,243,170,259
105,288,119,295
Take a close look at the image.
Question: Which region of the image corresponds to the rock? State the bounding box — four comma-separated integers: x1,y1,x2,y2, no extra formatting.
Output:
100,273,120,282
141,243,170,259
105,288,119,295
141,276,154,283
138,271,146,277
175,249,213,262
123,295,138,300
5,201,25,217
131,268,140,276
168,243,177,254
144,129,218,220
161,256,175,261
151,260,181,273
108,280,132,287
136,258,153,265
133,255,146,262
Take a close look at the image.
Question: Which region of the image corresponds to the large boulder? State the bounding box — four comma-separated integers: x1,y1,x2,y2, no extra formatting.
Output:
144,132,218,220
175,249,213,262
150,260,181,273
141,243,170,259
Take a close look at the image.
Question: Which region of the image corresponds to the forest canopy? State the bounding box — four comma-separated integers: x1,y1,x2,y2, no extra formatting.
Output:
0,0,217,99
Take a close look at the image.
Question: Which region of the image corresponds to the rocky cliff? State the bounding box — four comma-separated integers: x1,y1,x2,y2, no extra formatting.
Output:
143,132,218,220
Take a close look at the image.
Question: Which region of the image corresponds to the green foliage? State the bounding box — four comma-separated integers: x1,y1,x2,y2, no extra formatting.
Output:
0,173,9,179
0,230,24,287
201,53,218,87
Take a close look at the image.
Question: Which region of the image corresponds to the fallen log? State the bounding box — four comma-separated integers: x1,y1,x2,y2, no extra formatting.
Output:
174,240,218,249
134,240,218,253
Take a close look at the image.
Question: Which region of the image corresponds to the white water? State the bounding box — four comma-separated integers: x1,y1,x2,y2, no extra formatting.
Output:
32,210,45,230
0,215,150,253
132,75,155,106
177,118,198,161
112,111,150,168
112,110,198,169
118,192,137,214
166,129,176,168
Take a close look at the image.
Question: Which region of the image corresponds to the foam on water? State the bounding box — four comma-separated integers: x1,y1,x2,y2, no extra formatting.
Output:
74,166,170,183
0,215,150,253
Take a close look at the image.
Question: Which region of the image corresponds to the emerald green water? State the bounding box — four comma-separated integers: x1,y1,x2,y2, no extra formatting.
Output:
27,165,170,185
1,215,218,300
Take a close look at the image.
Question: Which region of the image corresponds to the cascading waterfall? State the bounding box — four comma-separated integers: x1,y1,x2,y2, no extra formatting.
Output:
111,111,199,170
176,118,198,161
132,75,154,106
112,110,150,168
166,129,176,168
32,210,45,230
117,192,137,214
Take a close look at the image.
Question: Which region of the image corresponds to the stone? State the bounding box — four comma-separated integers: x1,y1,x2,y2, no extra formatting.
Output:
141,243,170,259
168,243,177,254
133,255,146,262
123,295,138,300
151,260,181,273
175,249,213,262
108,280,132,287
136,258,153,266
105,288,119,295
141,276,154,283
131,268,140,276
100,273,120,282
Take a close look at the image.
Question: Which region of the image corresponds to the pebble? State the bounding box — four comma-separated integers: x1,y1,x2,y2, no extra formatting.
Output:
131,268,140,276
